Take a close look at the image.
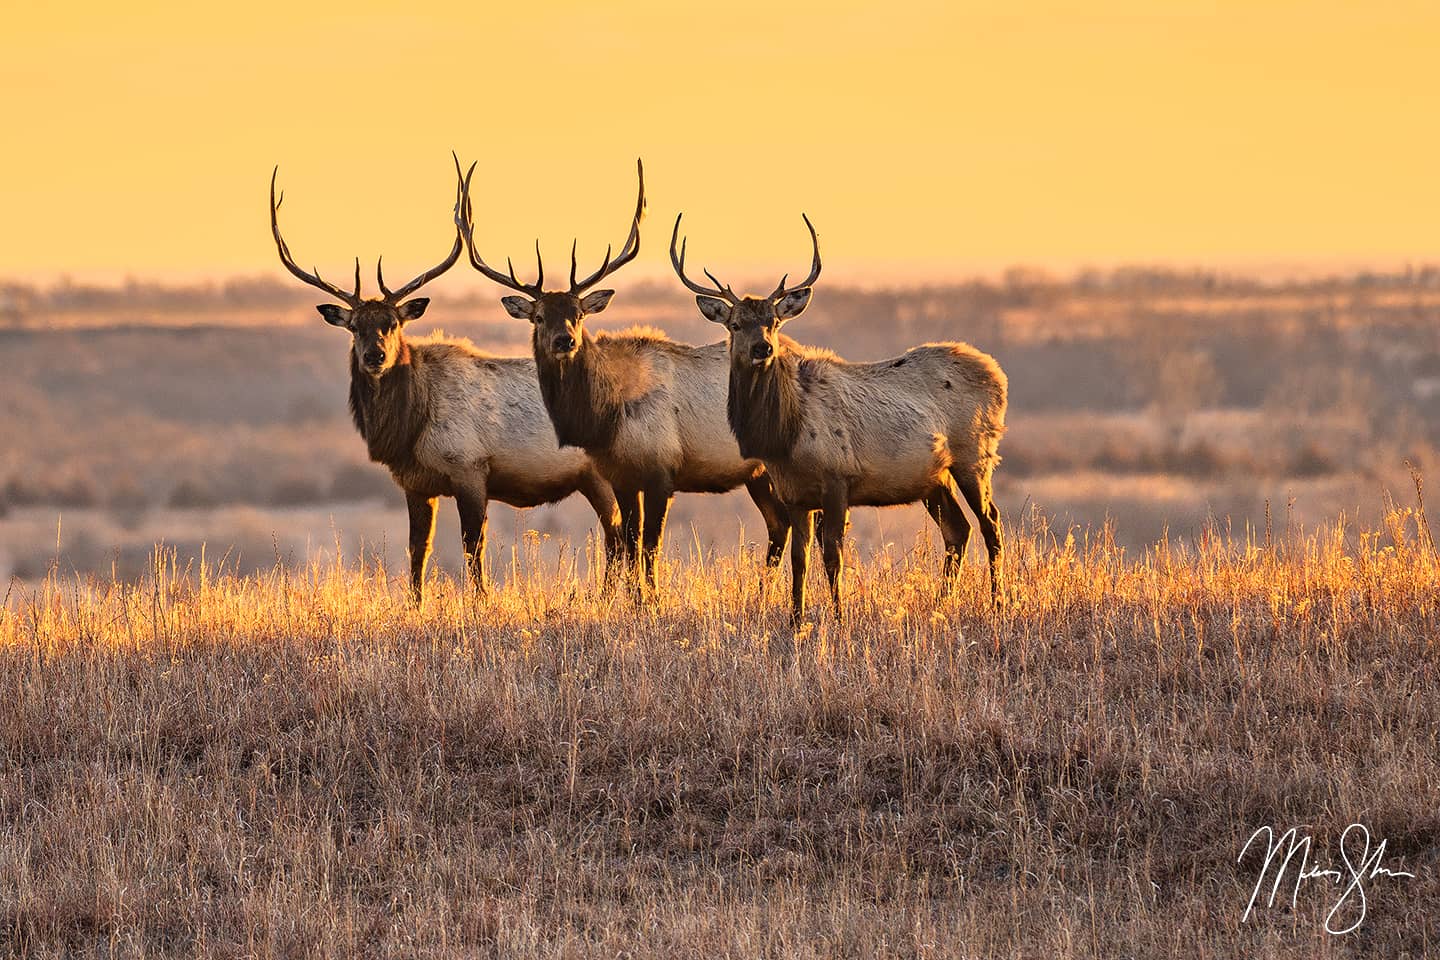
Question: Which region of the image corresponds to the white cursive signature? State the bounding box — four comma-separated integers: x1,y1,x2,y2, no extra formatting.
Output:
1239,823,1416,934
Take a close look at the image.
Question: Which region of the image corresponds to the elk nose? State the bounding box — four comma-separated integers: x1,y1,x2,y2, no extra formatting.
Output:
363,349,384,367
750,342,774,360
553,334,577,353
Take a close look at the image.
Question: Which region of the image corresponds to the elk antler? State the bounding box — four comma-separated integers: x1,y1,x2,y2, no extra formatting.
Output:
375,171,463,303
453,154,546,297
270,167,363,306
569,159,646,294
669,214,739,304
769,214,822,302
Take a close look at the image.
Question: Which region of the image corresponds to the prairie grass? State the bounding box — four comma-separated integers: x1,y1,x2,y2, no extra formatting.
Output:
1,508,1437,958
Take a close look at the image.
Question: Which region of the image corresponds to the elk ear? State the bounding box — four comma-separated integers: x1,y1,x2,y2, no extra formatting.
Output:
695,296,731,325
775,288,812,322
317,304,352,328
580,289,615,314
501,296,536,320
397,298,429,322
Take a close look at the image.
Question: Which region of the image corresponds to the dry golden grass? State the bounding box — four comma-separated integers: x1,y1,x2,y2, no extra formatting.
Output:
2,508,1437,958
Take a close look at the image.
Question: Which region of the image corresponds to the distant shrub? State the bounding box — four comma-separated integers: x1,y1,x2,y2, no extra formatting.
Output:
1291,442,1337,478
329,464,394,502
269,475,328,507
3,476,43,507
1092,440,1143,474
1166,440,1229,478
106,475,151,510
168,479,221,509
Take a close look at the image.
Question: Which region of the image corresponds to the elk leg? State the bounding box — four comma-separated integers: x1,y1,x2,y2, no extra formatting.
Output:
788,504,816,625
455,485,489,594
819,488,849,619
404,490,438,605
744,475,791,567
640,486,673,594
579,472,624,585
925,475,973,586
956,470,1004,606
616,488,643,593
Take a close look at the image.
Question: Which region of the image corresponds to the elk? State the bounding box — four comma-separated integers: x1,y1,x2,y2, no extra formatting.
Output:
269,167,622,603
454,159,791,592
670,214,1007,622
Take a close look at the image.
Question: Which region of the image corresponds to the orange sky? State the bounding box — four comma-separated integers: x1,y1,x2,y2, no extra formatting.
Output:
2,1,1437,287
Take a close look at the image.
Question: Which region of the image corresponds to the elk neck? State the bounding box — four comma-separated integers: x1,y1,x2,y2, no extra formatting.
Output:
728,349,805,463
532,329,623,451
347,338,429,473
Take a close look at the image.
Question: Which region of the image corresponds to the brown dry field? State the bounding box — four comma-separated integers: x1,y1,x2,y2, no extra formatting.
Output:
2,507,1437,958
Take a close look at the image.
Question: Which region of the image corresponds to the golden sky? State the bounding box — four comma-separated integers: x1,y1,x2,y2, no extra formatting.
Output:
3,1,1437,286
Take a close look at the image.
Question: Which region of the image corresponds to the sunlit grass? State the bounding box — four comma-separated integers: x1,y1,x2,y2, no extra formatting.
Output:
1,505,1437,957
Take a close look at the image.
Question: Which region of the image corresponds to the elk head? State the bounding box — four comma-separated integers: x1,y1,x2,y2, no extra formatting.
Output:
454,157,644,363
669,213,821,370
269,167,462,377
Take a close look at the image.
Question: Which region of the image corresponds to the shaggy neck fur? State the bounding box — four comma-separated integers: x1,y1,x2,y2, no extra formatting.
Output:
532,332,624,451
347,339,428,472
728,350,804,462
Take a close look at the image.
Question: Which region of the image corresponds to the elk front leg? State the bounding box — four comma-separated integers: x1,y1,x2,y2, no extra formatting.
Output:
925,476,973,587
616,488,643,593
578,471,624,585
404,490,438,604
744,475,791,567
788,504,816,625
819,486,850,619
640,485,674,595
455,483,489,594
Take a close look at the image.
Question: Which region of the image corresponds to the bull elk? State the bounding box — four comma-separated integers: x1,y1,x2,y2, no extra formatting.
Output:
453,159,791,592
670,214,1007,622
269,166,622,602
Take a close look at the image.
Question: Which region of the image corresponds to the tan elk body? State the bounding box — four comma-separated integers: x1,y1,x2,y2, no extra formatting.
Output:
671,215,1007,620
269,168,621,601
454,160,790,590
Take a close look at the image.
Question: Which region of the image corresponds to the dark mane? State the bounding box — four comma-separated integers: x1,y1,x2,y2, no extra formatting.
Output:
728,353,804,461
347,341,429,475
533,334,624,451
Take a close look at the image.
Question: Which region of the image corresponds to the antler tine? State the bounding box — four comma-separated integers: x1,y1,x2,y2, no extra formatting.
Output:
270,167,363,306
570,158,645,294
453,154,545,297
376,257,391,300
669,213,738,303
770,213,823,301
380,164,465,303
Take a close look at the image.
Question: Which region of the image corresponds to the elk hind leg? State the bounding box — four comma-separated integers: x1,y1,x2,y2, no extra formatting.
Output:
640,486,673,596
455,485,489,594
818,491,850,619
956,469,1004,606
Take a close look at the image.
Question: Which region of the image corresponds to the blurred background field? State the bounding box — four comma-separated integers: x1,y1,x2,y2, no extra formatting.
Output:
4,265,1440,585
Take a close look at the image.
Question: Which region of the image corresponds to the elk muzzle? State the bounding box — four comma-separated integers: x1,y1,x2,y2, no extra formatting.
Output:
360,346,387,374
750,341,774,363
